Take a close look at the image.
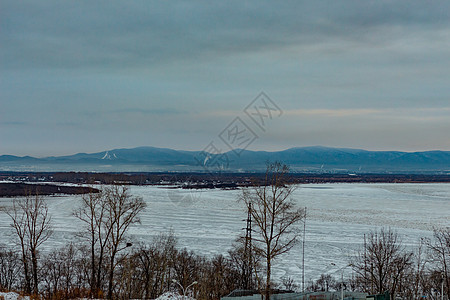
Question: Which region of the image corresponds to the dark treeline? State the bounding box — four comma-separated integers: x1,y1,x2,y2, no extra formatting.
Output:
0,183,99,197
2,171,450,186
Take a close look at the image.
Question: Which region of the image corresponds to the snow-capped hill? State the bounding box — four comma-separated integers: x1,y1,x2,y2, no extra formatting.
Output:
101,151,118,160
0,146,449,173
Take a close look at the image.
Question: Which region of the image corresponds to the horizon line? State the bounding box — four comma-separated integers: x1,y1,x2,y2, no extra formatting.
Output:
2,145,450,159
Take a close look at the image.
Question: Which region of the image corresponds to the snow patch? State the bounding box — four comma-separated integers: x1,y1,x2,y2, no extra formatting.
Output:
155,292,195,300
0,292,30,300
101,151,118,160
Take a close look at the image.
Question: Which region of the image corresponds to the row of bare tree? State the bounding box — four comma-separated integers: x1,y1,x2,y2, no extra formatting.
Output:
2,225,448,300
0,229,246,299
0,184,254,299
0,185,146,299
306,227,449,300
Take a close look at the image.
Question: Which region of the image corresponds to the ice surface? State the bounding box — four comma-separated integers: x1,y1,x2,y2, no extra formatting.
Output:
0,183,449,285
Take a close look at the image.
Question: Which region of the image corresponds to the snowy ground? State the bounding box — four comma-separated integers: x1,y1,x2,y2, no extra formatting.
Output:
155,292,195,300
0,183,449,286
0,292,30,300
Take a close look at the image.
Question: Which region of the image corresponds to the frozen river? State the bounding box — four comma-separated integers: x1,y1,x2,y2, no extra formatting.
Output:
1,183,449,286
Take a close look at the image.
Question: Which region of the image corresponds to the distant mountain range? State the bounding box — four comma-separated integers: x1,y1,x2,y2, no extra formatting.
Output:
1,146,449,173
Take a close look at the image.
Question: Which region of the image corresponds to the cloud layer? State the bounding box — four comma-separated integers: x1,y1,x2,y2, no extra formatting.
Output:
1,1,449,156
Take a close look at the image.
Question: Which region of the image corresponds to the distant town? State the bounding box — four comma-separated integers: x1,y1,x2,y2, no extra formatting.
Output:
1,171,450,197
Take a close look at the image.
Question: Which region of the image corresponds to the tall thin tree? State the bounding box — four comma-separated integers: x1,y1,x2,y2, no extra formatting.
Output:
240,162,305,300
426,227,450,298
74,188,110,296
105,185,146,299
352,228,413,300
7,191,52,295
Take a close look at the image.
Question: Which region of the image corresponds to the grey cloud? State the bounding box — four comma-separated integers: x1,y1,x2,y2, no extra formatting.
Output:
2,0,449,70
0,121,29,126
2,0,450,155
111,107,185,115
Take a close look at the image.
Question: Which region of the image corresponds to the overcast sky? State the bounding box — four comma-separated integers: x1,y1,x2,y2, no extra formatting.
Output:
1,0,450,157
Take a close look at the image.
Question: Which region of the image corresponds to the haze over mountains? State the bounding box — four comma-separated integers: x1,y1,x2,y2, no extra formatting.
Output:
1,146,449,173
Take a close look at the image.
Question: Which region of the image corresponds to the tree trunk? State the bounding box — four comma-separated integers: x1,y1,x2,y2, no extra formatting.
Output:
265,256,271,300
96,245,105,296
21,249,31,294
144,273,150,300
91,239,96,295
31,248,39,295
108,251,116,299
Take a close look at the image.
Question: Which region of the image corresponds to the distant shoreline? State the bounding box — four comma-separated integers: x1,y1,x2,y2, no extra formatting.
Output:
1,172,449,192
0,182,99,197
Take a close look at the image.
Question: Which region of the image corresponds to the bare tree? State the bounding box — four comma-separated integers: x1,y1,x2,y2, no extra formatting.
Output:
74,188,110,296
172,248,201,295
228,237,262,291
426,227,450,298
74,185,146,299
5,201,31,293
0,244,22,291
6,192,52,295
199,254,241,300
134,231,177,299
240,162,305,300
41,243,81,299
306,274,337,292
282,276,299,291
400,239,429,300
352,228,413,300
104,185,146,299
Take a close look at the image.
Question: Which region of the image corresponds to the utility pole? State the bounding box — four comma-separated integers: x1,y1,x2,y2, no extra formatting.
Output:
302,207,307,292
364,234,367,292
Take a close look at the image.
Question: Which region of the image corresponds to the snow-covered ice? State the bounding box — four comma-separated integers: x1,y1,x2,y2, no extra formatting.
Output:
0,183,449,285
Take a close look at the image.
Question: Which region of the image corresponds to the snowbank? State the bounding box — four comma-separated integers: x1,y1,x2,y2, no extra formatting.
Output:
155,292,195,300
0,292,30,300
